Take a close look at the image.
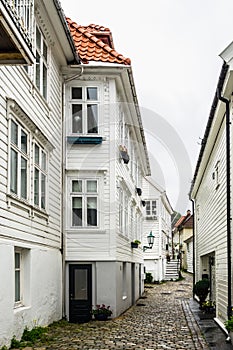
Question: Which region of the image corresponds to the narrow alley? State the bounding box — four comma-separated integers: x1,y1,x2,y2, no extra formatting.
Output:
17,273,215,350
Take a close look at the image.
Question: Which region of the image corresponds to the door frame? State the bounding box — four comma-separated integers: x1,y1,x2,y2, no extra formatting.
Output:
66,262,95,322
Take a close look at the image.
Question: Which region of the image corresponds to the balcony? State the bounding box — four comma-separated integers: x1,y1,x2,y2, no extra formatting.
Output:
0,0,34,65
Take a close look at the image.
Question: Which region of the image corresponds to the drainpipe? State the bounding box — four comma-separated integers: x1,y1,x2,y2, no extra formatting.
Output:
190,198,195,299
217,89,231,319
61,66,84,318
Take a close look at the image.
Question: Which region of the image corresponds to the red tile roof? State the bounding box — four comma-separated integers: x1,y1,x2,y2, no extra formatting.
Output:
66,18,131,65
174,211,193,229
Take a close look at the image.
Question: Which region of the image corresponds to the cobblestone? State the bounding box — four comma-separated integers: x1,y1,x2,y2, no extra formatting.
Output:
23,273,209,350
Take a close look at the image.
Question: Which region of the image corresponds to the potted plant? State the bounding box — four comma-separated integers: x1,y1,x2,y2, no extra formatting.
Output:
193,279,210,308
202,300,215,314
119,145,130,164
225,316,233,342
92,304,112,321
131,240,141,248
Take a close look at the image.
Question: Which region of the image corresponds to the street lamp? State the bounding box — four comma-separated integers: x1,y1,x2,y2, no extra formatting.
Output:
143,231,155,252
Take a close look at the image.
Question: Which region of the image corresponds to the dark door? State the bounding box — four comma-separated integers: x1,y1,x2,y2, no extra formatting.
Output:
131,263,135,305
69,264,92,323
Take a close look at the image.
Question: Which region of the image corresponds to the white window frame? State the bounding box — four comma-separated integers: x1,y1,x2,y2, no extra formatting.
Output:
69,85,100,135
7,102,50,213
145,200,157,217
35,25,48,99
71,179,99,228
33,142,47,210
14,248,23,307
9,118,29,200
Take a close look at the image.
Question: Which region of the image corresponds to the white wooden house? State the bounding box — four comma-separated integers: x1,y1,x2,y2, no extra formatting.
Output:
142,177,173,282
190,44,233,329
0,1,79,347
172,211,193,273
63,20,151,322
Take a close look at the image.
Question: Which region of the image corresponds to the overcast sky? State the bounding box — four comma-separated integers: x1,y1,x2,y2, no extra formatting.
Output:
61,0,233,213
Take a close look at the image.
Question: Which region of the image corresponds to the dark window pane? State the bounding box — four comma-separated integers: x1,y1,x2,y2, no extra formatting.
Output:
36,51,40,90
86,87,97,100
72,180,82,192
87,104,98,133
11,121,18,145
15,270,20,302
21,130,27,153
21,157,27,199
36,26,41,50
72,105,83,133
72,197,82,226
41,173,46,209
35,144,39,165
10,149,18,194
43,41,47,62
87,197,97,226
72,87,82,99
34,168,39,205
43,63,47,99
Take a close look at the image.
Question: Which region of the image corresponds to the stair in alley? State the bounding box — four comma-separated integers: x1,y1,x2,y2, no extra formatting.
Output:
164,259,180,280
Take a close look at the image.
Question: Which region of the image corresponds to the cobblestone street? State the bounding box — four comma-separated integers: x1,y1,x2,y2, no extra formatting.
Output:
19,273,211,350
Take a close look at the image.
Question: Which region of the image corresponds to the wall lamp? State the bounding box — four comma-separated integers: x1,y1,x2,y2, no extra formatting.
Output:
143,231,155,252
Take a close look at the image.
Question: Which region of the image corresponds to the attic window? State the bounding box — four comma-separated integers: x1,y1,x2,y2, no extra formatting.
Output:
95,34,112,48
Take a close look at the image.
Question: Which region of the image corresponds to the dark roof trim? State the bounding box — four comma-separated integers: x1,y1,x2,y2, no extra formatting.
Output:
190,62,229,196
53,0,80,64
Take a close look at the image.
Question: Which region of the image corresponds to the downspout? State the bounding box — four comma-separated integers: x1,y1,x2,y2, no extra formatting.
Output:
190,199,195,299
217,89,231,319
61,66,84,318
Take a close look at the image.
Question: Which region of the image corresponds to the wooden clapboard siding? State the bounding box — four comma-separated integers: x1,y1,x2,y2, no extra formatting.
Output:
194,114,228,322
0,49,63,249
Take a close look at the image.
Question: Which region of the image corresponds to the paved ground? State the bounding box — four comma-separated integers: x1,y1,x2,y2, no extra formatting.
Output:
14,272,221,350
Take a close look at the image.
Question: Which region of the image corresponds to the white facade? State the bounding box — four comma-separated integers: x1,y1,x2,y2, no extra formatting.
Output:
64,65,151,320
190,50,233,326
0,1,78,346
142,177,173,282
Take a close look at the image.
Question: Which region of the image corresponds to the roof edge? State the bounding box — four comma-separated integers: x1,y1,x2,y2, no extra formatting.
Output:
190,61,229,198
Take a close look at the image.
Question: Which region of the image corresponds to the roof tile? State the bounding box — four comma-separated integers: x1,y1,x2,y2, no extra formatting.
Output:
66,18,131,65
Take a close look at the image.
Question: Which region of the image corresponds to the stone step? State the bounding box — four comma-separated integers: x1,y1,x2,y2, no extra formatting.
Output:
165,259,180,280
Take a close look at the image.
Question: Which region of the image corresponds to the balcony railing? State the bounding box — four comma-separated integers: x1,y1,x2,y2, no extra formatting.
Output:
2,0,34,45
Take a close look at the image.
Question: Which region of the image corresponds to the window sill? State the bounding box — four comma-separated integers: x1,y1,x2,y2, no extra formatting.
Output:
67,229,106,234
67,136,103,145
14,305,31,313
7,193,49,223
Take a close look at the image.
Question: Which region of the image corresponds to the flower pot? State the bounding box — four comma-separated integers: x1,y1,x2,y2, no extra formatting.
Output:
131,242,139,248
94,313,109,321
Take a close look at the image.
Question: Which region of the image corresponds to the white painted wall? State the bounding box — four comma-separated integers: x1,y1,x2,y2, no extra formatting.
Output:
142,177,173,281
64,67,149,317
0,2,71,346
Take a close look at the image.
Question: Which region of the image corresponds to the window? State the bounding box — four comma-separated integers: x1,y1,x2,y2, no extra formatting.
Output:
71,179,98,227
9,116,48,211
10,120,29,200
71,87,98,134
145,200,157,217
36,26,48,99
15,250,22,304
34,143,47,209
14,247,30,308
